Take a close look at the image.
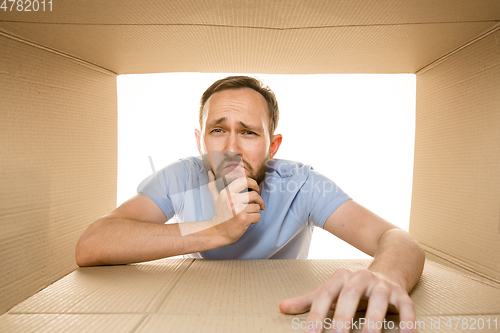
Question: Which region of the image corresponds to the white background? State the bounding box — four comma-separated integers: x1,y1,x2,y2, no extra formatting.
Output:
117,73,416,259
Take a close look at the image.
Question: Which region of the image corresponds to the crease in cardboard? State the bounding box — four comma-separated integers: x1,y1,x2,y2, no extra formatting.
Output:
130,314,149,333
1,19,500,29
0,29,116,76
144,258,195,313
423,244,500,286
416,22,500,74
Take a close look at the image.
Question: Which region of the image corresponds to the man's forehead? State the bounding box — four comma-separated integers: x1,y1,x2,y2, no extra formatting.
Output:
202,88,269,129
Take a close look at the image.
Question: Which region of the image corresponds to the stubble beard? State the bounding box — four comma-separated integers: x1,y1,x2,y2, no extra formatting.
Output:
203,152,269,192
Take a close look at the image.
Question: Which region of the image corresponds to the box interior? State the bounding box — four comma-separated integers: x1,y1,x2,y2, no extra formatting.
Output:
1,0,499,316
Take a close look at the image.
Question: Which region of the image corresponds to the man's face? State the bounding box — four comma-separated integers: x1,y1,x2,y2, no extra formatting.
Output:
196,88,280,188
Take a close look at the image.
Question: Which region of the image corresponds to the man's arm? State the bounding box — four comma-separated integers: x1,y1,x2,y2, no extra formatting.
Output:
76,194,222,266
76,175,265,266
324,199,425,292
279,199,425,333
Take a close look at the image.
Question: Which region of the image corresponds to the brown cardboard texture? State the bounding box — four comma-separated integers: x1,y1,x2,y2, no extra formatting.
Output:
1,1,500,331
1,259,500,332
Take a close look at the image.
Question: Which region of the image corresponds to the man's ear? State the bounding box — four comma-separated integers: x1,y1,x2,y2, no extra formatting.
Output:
269,134,282,159
195,129,202,155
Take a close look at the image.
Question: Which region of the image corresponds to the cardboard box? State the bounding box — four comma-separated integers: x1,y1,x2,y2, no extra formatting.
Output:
1,259,500,332
1,1,499,331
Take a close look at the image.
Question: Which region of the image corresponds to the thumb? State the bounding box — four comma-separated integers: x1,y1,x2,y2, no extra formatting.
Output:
207,171,218,198
278,290,315,315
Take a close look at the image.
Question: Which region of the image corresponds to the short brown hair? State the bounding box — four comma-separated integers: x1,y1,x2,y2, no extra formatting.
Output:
199,76,279,139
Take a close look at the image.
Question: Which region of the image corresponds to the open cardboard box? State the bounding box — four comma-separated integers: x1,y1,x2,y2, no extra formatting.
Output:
1,1,499,331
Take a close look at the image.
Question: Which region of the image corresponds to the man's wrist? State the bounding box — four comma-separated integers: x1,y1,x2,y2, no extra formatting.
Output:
209,219,232,248
369,268,410,292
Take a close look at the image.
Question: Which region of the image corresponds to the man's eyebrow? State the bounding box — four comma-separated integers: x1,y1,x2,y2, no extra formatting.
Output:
206,117,227,128
207,118,263,133
238,121,262,133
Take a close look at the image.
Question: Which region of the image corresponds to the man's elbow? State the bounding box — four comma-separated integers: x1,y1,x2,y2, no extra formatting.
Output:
75,234,94,267
416,239,426,265
75,221,104,267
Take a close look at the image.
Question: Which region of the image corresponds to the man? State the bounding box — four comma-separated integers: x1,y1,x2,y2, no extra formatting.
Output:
76,76,425,333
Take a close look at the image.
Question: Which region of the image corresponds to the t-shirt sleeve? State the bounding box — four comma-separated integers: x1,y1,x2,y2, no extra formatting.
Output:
137,159,189,221
302,169,351,228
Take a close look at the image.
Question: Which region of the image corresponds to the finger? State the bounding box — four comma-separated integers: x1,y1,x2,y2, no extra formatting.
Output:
332,270,373,333
246,211,262,224
226,176,259,194
362,282,390,333
305,273,346,332
248,191,265,210
230,204,261,224
233,191,265,211
245,177,260,192
390,289,416,333
229,175,259,193
243,203,262,214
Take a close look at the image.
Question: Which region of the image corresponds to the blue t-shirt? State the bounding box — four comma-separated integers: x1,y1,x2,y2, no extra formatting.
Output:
138,156,351,259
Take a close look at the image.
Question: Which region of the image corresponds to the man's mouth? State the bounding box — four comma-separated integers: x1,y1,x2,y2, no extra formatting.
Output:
223,162,244,170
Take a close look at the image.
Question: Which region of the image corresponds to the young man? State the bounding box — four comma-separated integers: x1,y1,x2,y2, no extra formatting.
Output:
76,76,425,333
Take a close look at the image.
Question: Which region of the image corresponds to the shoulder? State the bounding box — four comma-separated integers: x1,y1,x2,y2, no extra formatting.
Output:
175,156,205,174
138,156,205,193
265,158,313,179
156,156,204,176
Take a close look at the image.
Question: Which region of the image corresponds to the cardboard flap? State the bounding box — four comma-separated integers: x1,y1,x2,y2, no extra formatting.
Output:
1,1,499,74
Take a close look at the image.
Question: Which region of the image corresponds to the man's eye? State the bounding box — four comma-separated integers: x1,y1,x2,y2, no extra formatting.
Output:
245,131,256,135
211,129,223,133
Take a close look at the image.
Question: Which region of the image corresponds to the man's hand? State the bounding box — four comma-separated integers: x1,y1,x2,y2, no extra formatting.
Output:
279,268,416,333
207,171,265,245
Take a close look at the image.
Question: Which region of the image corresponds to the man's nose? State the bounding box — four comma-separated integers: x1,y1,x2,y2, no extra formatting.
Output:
225,132,241,154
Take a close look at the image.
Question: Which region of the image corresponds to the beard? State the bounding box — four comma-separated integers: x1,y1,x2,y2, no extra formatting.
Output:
202,151,268,193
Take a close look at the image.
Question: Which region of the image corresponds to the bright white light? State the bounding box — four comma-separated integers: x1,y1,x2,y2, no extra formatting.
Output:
117,73,416,260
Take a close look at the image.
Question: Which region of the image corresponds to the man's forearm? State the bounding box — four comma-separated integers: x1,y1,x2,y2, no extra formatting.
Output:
75,217,225,266
368,228,426,292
